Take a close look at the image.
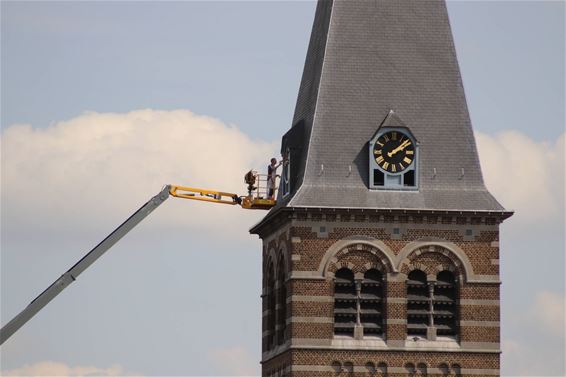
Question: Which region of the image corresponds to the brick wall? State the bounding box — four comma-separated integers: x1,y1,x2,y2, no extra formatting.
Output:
260,210,502,377
263,349,499,377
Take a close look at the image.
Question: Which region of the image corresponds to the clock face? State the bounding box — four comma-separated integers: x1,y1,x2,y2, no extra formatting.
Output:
373,130,415,173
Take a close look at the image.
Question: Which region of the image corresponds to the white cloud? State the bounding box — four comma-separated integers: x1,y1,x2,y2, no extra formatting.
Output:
502,337,565,376
1,109,278,237
6,121,562,236
1,361,140,377
475,131,565,224
502,291,566,376
532,290,566,337
467,132,566,376
207,346,259,376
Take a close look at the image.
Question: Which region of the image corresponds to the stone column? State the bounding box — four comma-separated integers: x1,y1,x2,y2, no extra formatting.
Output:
427,281,437,341
354,279,364,339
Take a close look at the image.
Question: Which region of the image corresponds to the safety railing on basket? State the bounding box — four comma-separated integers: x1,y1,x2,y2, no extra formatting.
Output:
244,171,279,201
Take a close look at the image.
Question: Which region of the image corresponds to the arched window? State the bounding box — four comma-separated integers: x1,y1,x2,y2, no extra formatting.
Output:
451,364,462,377
343,361,354,376
266,263,276,349
407,269,459,339
377,362,388,377
331,361,342,375
405,362,416,377
361,269,384,336
438,363,449,376
416,363,427,376
276,259,287,344
365,361,376,376
407,270,428,337
434,271,457,336
334,268,356,336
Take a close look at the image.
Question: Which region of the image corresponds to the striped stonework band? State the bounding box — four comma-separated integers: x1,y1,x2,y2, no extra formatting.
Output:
460,320,500,327
288,295,334,303
287,316,333,324
289,338,500,353
290,365,499,375
288,296,500,306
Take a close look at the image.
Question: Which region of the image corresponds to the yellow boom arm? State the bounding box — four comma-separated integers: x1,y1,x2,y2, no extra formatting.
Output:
169,185,240,205
169,184,276,210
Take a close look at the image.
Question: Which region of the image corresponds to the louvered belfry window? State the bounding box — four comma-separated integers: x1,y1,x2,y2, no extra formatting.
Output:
267,266,276,348
334,268,384,336
276,262,287,344
360,269,384,335
333,268,356,336
434,271,457,336
407,269,458,337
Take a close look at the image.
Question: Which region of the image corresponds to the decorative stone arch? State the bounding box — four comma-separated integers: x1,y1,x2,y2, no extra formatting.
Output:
326,246,391,278
265,239,290,280
408,262,429,275
331,361,342,374
403,252,460,282
277,241,290,279
318,237,396,277
264,247,278,286
360,260,389,279
334,260,355,272
397,241,474,283
434,263,459,275
416,362,428,376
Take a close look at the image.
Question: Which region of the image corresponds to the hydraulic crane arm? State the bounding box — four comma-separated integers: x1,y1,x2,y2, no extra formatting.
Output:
0,180,275,345
0,185,172,345
169,185,240,205
0,171,275,344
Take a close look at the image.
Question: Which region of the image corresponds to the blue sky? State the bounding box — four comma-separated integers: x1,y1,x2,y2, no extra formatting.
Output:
2,1,563,140
1,1,564,376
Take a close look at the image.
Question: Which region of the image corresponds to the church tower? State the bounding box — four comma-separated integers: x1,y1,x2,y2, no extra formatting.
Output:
251,1,512,376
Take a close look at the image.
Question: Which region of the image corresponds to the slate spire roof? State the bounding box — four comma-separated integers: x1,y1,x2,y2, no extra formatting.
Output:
275,0,506,213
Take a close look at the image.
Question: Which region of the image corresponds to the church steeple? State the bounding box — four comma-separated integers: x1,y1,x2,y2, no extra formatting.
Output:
253,2,512,376
276,0,505,212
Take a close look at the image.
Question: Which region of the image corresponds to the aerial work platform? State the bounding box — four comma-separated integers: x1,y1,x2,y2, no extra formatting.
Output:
169,171,276,210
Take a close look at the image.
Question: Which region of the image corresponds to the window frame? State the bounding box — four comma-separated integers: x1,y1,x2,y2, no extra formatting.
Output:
406,269,459,340
333,268,385,338
281,147,291,198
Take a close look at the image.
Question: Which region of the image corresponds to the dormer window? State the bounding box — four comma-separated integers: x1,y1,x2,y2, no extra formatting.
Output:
281,148,291,197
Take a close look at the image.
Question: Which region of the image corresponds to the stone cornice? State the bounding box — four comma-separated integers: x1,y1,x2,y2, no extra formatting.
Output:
250,207,513,238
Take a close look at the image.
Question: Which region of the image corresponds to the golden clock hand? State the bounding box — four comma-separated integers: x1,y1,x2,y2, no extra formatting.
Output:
387,139,410,157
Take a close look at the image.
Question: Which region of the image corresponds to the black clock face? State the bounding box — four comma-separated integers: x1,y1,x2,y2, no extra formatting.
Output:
373,131,415,173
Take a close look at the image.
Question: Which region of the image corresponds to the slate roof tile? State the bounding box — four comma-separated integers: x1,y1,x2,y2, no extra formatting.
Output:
272,0,506,214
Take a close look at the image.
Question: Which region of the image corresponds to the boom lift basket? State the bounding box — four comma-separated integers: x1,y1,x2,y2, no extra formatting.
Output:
242,170,277,210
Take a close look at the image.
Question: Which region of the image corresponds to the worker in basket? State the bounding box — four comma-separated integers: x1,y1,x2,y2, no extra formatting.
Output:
267,157,283,200
244,170,256,195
